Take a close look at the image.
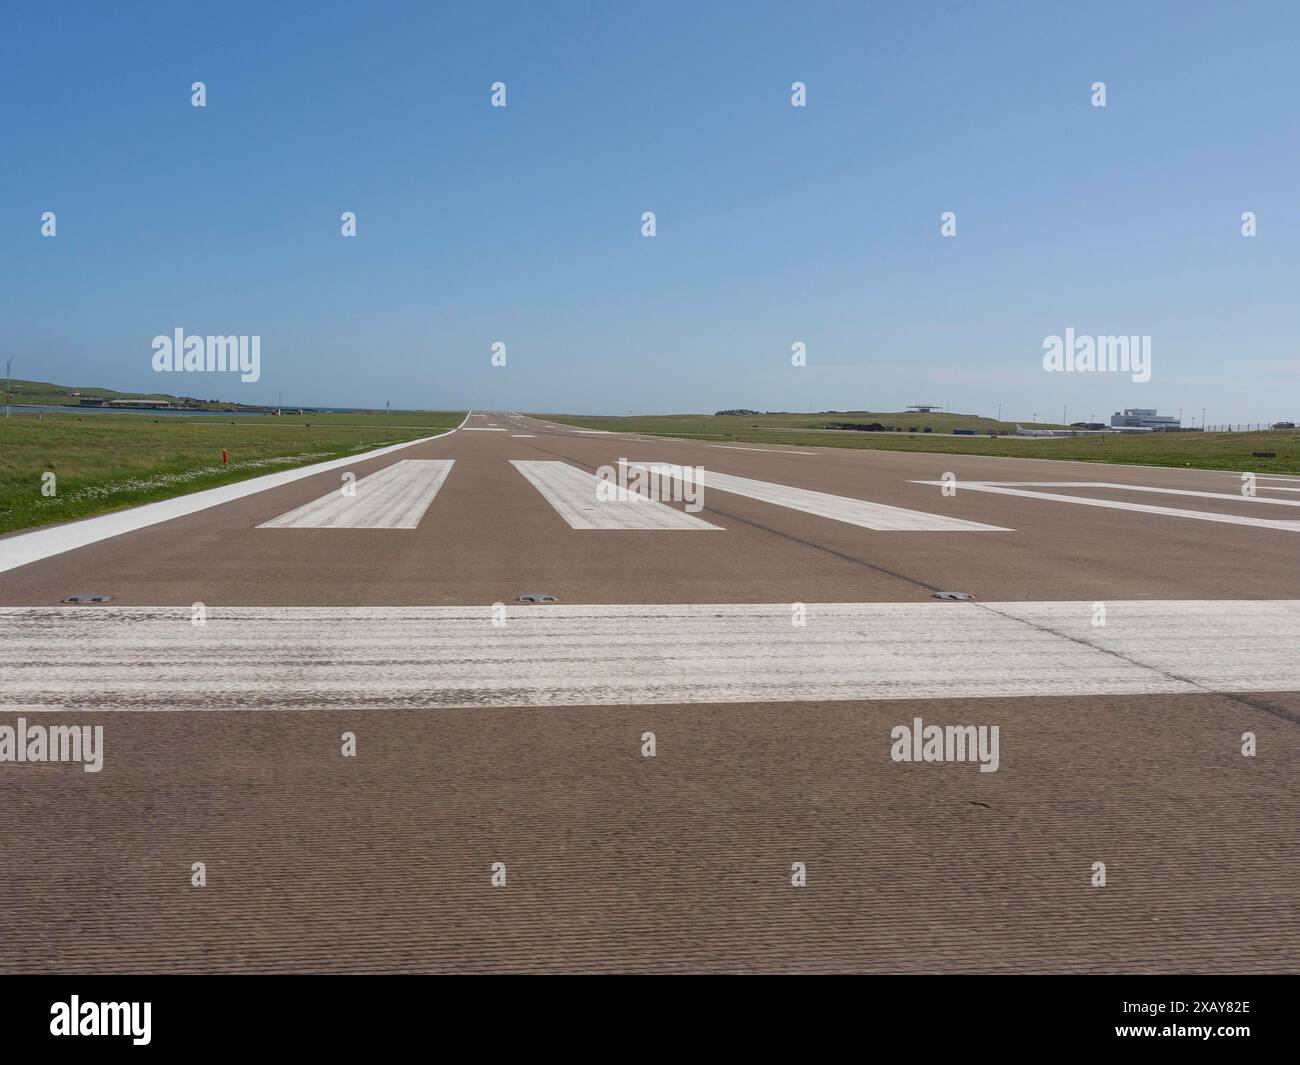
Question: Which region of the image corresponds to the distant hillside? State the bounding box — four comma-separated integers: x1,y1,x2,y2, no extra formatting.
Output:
1,376,257,411
543,410,1069,434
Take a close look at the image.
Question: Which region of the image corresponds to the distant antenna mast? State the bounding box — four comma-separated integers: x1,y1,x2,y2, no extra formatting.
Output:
3,357,11,419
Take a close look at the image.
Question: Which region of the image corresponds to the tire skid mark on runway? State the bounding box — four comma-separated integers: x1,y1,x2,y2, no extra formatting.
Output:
970,600,1300,727
494,440,991,593
4,600,1299,711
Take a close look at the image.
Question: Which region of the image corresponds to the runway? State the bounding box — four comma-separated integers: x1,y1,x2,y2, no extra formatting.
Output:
1,411,1296,972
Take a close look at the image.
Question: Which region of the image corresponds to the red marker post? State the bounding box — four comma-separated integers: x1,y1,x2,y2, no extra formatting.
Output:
222,449,229,465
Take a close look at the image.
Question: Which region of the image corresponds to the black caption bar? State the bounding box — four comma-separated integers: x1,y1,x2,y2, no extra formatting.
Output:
0,975,1291,1052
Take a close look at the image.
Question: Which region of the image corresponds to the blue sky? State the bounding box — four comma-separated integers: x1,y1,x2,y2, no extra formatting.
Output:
3,1,1298,422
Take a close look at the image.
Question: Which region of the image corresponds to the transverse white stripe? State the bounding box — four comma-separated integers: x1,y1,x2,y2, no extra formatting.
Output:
258,460,453,529
511,461,721,530
3,600,1297,711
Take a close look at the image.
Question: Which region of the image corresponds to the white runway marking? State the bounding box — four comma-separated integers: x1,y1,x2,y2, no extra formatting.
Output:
4,600,1297,711
460,427,508,431
964,482,1300,508
707,445,816,455
0,431,458,575
914,481,1300,532
258,459,454,529
630,463,1009,532
510,434,537,438
511,461,721,530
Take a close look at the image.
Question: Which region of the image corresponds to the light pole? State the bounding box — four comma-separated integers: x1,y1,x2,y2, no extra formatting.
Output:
1202,407,1207,430
1062,404,1067,426
4,357,11,419
1032,412,1037,424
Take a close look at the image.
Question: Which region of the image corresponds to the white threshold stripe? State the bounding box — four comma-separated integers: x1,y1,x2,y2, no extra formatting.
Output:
913,481,1300,532
0,429,460,575
460,427,508,431
510,434,537,438
511,461,721,530
3,600,1297,711
630,463,1009,532
258,460,453,529
967,482,1300,508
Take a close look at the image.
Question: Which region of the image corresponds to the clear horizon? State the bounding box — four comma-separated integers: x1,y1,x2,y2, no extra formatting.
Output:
3,1,1298,424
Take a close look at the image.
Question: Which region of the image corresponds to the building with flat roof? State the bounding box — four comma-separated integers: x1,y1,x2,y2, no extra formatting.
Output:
1110,408,1180,429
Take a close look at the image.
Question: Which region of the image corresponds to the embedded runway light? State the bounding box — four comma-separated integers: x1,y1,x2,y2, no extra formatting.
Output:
513,594,558,603
62,595,113,604
931,591,975,601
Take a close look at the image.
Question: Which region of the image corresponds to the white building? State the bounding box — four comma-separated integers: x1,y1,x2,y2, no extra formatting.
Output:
1110,408,1180,429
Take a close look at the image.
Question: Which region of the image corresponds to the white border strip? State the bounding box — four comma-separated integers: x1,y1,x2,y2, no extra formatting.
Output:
0,414,470,574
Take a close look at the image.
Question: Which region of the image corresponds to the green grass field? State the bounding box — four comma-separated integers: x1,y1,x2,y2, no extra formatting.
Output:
537,411,1300,475
4,405,1295,539
0,410,464,536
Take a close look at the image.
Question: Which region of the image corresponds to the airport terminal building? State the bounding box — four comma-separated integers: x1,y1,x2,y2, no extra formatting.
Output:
1110,407,1180,429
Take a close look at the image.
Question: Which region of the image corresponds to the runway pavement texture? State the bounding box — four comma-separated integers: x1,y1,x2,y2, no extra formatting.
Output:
1,412,1297,972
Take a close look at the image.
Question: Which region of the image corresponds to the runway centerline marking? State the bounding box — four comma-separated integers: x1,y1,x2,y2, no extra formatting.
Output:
4,600,1297,711
913,481,1300,532
258,459,454,529
511,461,722,530
629,463,1010,532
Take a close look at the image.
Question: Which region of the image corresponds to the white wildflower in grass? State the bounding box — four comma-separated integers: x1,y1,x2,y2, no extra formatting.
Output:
32,451,337,507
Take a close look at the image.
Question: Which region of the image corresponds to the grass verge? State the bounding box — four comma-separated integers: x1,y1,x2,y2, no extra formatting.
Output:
0,411,464,536
535,412,1300,475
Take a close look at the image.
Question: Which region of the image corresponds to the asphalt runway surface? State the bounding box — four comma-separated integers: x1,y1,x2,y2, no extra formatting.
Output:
1,412,1297,972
